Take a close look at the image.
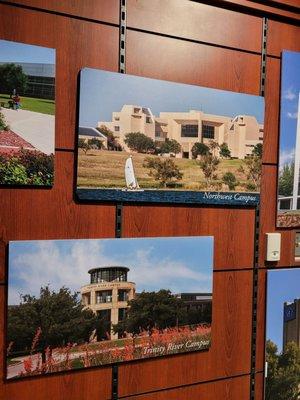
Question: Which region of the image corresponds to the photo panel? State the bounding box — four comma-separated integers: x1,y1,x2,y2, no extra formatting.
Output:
7,236,213,379
265,268,300,399
76,68,264,206
0,39,55,187
277,51,300,227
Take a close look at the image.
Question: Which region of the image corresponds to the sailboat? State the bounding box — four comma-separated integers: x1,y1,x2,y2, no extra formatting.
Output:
123,156,144,191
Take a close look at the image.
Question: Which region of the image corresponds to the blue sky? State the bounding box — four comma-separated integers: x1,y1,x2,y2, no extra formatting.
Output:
278,51,300,168
267,268,300,353
0,39,55,64
8,236,213,305
79,68,264,127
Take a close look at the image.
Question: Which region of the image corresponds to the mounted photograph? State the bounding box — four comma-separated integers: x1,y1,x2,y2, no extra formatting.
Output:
265,268,300,400
277,51,300,227
0,39,55,186
6,236,213,379
76,68,264,205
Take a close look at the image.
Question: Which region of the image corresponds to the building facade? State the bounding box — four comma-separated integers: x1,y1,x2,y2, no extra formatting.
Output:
99,105,263,159
81,266,135,340
283,298,300,350
0,62,55,100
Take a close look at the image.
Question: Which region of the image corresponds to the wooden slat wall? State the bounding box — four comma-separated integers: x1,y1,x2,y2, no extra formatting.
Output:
0,1,299,399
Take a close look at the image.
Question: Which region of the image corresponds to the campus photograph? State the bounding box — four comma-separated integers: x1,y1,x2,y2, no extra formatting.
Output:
0,39,55,186
6,236,213,379
265,269,300,400
277,51,300,227
76,68,264,203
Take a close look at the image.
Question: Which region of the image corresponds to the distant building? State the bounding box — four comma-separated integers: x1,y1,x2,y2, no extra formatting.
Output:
78,126,108,148
176,293,212,313
81,266,135,340
283,298,300,350
0,61,55,100
99,105,263,159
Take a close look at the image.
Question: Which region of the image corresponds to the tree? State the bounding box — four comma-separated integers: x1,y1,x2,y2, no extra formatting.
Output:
191,142,210,159
252,143,263,158
222,172,238,191
278,163,294,196
238,154,262,191
78,138,91,155
88,138,103,150
113,290,186,336
0,63,28,94
96,125,121,151
208,140,220,157
219,143,231,159
7,286,99,363
143,157,183,187
159,139,181,155
265,340,300,400
198,154,220,188
125,132,155,153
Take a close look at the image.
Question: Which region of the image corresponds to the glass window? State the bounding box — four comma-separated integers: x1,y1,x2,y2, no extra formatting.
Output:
202,124,215,139
181,124,198,138
96,290,112,303
114,126,120,131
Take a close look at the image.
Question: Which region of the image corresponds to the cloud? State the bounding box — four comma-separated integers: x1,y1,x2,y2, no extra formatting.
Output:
287,111,298,119
283,88,297,101
8,240,212,304
279,148,295,169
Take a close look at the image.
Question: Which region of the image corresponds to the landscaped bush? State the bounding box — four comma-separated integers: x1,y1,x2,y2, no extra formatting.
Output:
0,150,54,185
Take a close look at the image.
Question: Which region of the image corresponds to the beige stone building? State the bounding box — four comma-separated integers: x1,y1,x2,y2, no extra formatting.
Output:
81,266,135,340
98,105,263,159
283,298,300,350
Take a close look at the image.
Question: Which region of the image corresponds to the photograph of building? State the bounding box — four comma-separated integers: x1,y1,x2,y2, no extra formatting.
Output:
76,68,264,205
6,236,213,379
265,269,300,400
0,39,55,186
277,51,300,227
81,266,135,340
99,105,263,160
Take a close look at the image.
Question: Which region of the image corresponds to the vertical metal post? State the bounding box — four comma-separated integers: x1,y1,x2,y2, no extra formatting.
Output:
250,205,261,400
112,2,127,399
260,18,268,97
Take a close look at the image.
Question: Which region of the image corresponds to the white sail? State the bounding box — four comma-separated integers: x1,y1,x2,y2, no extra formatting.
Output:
125,156,139,189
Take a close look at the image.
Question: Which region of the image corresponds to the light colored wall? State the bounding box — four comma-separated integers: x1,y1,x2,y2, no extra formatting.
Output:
81,281,136,340
98,106,264,160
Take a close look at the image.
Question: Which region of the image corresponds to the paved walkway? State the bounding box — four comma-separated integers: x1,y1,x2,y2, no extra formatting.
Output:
1,108,55,155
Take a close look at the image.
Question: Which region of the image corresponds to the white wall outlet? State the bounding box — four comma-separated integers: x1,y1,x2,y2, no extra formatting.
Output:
266,233,281,261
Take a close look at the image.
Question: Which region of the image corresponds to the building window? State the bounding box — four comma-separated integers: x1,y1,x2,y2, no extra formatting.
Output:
114,126,120,132
134,107,140,114
118,290,129,302
181,124,198,138
96,290,112,304
114,117,120,121
202,124,215,139
146,116,151,123
118,308,127,321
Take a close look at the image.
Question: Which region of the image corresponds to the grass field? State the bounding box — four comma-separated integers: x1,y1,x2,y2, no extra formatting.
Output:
77,149,249,191
0,94,55,115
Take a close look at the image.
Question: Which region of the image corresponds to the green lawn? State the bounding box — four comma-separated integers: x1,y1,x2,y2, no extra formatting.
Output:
77,149,250,191
0,94,55,115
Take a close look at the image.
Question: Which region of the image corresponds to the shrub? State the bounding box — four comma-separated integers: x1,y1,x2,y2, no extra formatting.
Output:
125,132,155,153
222,172,238,191
0,150,54,185
191,142,210,159
143,157,183,187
